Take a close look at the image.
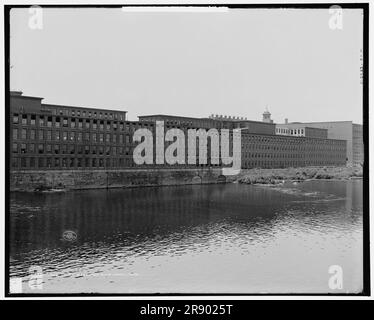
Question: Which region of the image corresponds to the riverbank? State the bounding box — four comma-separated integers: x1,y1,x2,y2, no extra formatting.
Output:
235,166,363,185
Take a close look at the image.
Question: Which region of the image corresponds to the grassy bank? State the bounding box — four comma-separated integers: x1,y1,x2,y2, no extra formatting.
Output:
235,166,363,185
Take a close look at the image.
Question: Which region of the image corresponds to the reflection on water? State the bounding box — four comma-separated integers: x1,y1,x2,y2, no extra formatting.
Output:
9,180,363,293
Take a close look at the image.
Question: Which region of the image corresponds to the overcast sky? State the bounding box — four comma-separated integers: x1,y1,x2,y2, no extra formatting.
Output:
10,7,363,123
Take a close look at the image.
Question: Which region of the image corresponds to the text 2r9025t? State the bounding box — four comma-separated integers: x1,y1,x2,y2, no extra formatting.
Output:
184,304,233,315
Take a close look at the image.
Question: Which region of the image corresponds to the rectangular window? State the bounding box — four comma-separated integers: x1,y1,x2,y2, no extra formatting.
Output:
39,116,45,126
54,145,59,154
39,130,43,140
22,115,27,125
55,117,60,128
70,132,75,141
46,130,52,140
106,134,110,143
46,144,52,154
63,132,68,141
13,114,19,124
30,129,36,140
12,128,18,140
63,118,68,127
38,144,44,154
29,144,35,153
71,119,76,128
47,117,52,127
12,143,18,153
55,131,60,140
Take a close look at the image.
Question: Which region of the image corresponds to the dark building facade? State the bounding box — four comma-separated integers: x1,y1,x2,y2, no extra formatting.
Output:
10,92,347,171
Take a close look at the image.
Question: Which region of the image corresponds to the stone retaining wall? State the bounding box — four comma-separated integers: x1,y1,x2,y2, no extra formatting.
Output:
10,168,226,192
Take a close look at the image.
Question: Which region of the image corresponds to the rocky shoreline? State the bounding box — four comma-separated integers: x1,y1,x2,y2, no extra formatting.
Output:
235,166,363,185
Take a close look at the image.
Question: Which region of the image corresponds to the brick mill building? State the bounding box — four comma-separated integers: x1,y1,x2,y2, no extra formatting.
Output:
10,91,349,171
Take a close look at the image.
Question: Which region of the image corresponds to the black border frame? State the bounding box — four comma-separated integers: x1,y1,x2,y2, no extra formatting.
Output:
3,2,370,298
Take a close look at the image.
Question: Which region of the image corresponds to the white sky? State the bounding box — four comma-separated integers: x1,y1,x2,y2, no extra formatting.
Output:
10,7,363,123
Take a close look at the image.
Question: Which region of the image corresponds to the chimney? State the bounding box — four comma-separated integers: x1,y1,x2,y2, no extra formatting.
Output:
285,118,288,124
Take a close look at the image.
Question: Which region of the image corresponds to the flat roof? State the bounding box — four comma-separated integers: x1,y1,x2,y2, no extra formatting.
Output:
10,94,44,100
138,114,275,125
138,114,214,120
276,124,328,130
42,103,127,114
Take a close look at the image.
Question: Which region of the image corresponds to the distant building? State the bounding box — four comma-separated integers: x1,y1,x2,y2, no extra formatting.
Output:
140,114,276,135
276,123,328,139
139,114,347,168
278,120,363,166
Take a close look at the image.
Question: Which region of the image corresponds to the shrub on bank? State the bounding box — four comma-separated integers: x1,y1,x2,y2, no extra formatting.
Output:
237,166,362,185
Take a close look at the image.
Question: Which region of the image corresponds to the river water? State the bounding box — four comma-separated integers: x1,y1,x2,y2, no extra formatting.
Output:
9,179,363,294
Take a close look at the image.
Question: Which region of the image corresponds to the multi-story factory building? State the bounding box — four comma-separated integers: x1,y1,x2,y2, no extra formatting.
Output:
10,91,347,171
275,118,363,166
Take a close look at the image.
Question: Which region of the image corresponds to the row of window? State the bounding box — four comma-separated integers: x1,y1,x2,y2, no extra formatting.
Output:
242,159,346,169
18,107,125,120
12,128,131,144
243,133,345,145
13,114,131,130
12,157,132,168
242,152,344,159
12,143,133,155
242,144,346,152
